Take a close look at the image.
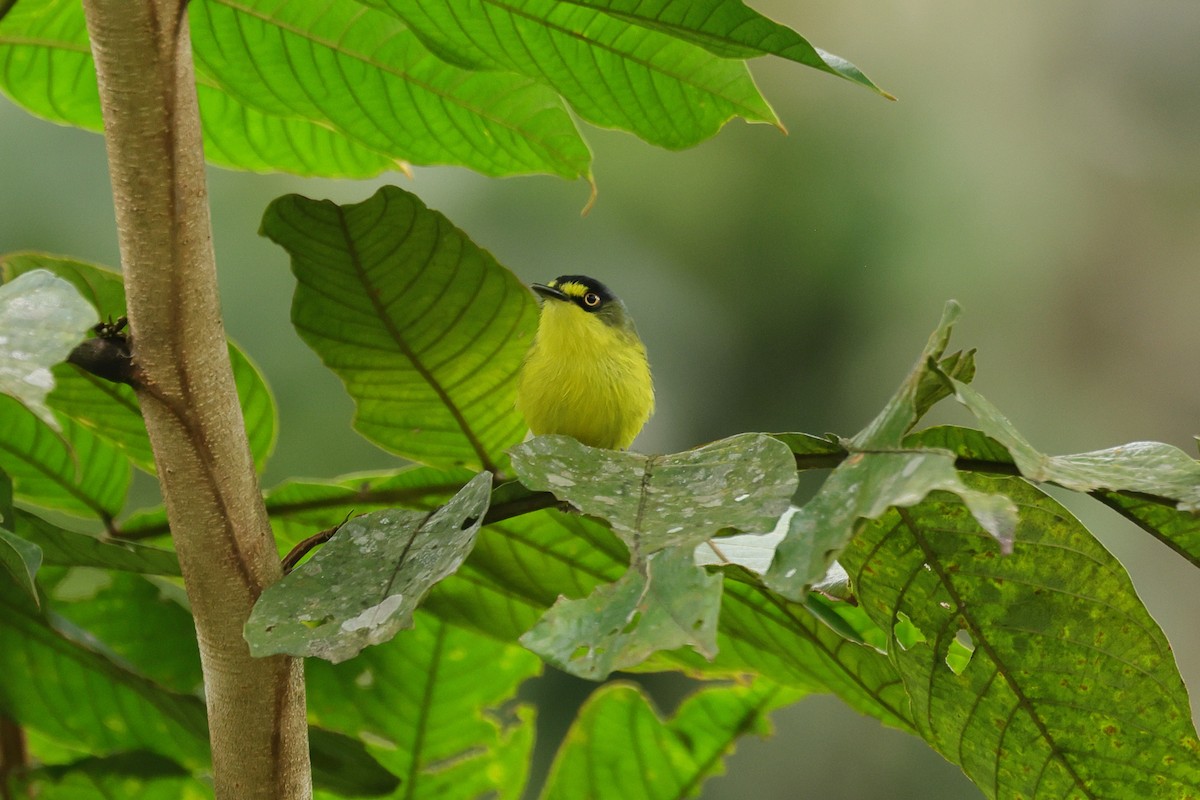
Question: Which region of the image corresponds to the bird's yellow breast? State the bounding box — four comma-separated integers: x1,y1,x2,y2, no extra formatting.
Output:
517,300,654,450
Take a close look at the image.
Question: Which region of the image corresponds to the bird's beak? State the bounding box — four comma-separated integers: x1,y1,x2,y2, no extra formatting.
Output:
532,283,568,302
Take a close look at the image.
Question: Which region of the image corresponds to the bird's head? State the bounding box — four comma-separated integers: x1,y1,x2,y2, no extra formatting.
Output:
531,275,637,336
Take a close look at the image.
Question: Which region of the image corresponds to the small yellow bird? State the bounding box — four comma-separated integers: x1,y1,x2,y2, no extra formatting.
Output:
517,275,654,450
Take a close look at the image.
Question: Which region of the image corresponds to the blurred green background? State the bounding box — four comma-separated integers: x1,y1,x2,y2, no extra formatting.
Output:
3,1,1198,797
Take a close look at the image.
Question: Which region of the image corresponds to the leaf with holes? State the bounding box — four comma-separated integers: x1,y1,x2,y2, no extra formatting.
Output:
840,473,1200,798
949,378,1200,511
246,471,492,663
520,545,722,680
764,448,1017,600
262,186,536,473
541,679,804,800
306,612,538,799
852,300,962,448
911,424,1200,570
0,269,97,429
510,433,797,555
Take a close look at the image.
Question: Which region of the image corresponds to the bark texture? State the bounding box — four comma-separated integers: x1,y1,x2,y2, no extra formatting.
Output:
80,2,311,796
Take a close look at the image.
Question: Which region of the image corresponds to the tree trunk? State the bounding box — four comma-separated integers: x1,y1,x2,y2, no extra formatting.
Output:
80,1,311,796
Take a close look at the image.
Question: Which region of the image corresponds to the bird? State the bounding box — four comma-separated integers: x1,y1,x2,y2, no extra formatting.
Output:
517,275,654,450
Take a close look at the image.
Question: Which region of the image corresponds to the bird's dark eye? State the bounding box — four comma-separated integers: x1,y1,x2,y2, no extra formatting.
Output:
583,292,601,308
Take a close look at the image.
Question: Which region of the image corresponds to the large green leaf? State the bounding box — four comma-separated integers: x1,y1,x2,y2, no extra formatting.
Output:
247,472,492,662
386,0,779,149
1,0,882,181
840,474,1200,798
1,253,278,473
262,186,537,473
190,0,591,179
0,269,97,430
540,680,804,800
306,612,539,800
510,433,797,555
0,0,409,178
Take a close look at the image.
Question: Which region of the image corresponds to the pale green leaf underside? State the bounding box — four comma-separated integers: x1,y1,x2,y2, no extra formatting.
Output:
765,449,1018,599
306,612,539,800
910,425,1200,569
521,545,722,680
0,269,96,430
841,474,1200,798
510,432,798,553
951,378,1200,511
540,680,804,800
262,186,536,473
247,472,492,663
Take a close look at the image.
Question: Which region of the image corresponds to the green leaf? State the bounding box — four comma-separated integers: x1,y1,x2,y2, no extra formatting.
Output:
0,0,511,179
851,300,962,448
2,253,278,473
0,580,211,768
840,473,1200,798
47,572,201,694
0,269,97,429
0,527,42,602
541,680,803,800
510,433,798,554
247,471,492,662
386,0,778,150
950,378,1200,511
765,448,1017,599
16,752,197,800
559,0,891,97
521,545,722,680
15,511,179,575
0,394,130,522
0,467,42,603
191,0,592,180
698,581,914,730
262,186,537,473
306,612,538,800
308,727,402,798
